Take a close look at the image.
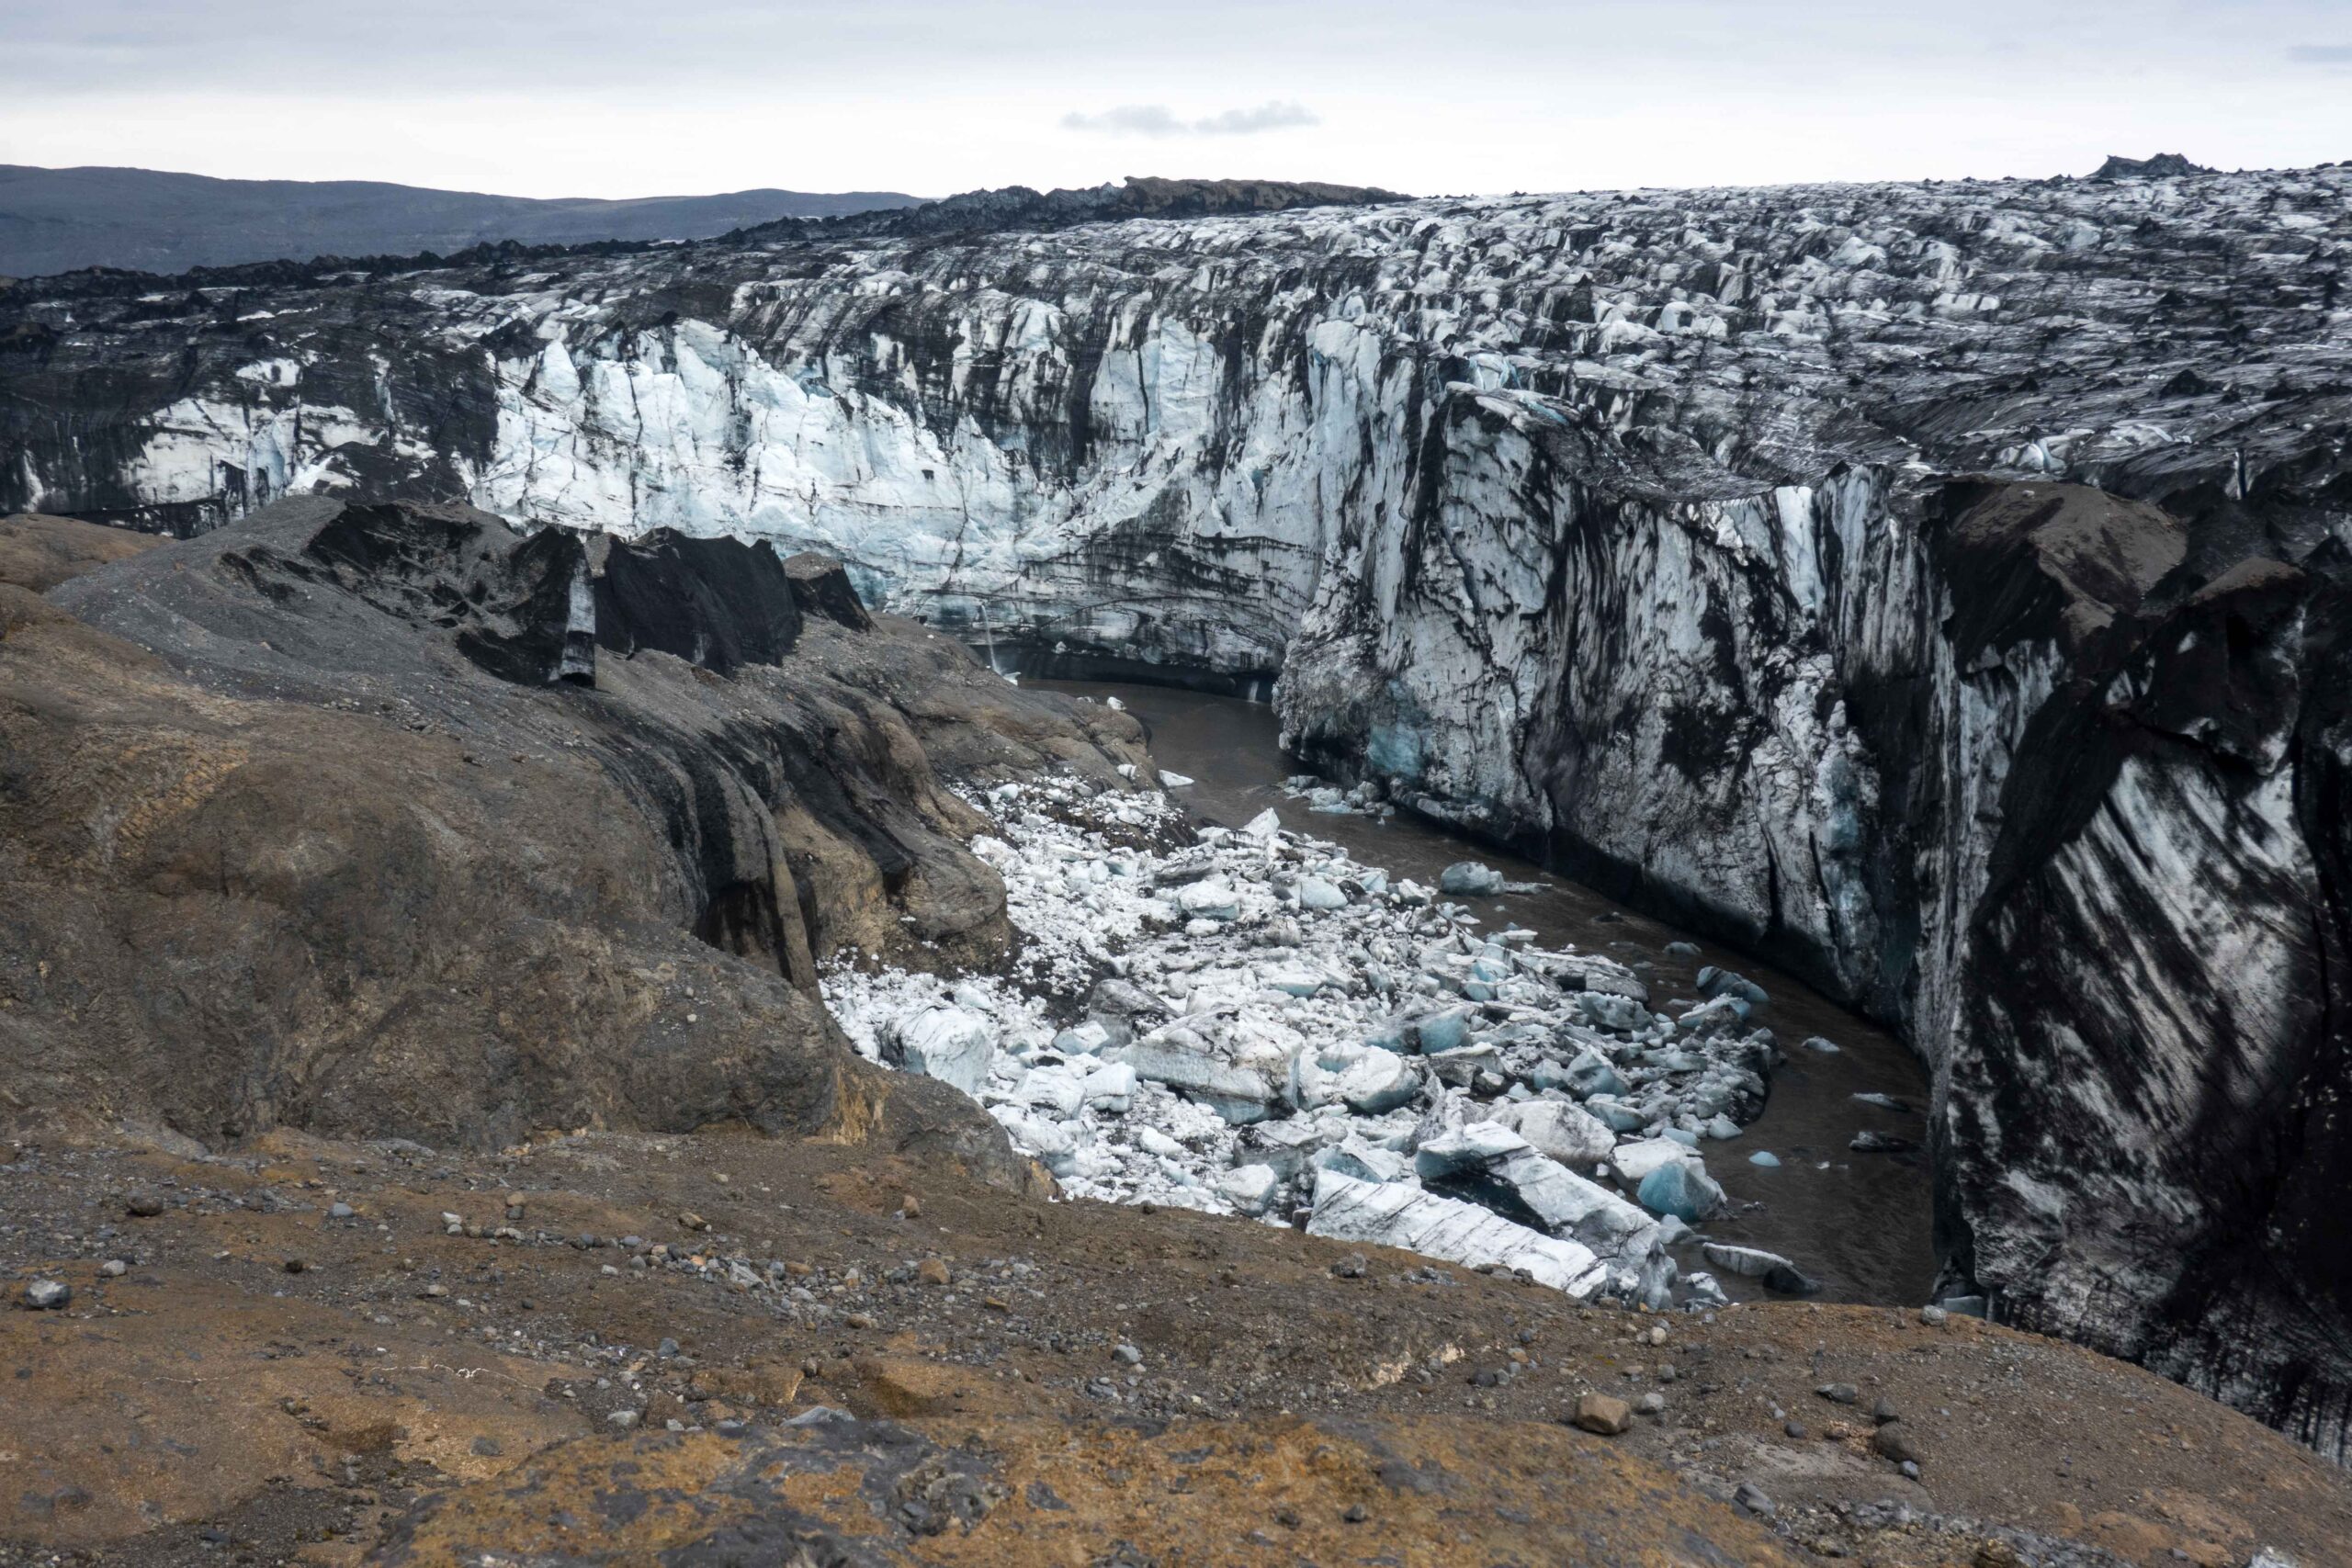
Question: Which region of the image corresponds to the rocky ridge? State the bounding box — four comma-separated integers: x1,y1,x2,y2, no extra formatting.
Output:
2,161,2349,1454
0,503,1148,1166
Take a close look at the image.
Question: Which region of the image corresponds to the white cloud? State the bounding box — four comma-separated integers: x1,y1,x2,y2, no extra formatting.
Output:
1062,100,1318,137
1060,104,1188,136
1194,100,1318,135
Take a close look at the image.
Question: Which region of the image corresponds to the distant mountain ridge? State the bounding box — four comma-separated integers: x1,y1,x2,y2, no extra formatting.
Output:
733,175,1410,243
2089,152,2215,180
0,164,925,278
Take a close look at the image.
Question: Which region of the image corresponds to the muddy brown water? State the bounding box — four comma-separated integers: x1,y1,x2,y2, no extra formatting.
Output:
1035,677,1939,1309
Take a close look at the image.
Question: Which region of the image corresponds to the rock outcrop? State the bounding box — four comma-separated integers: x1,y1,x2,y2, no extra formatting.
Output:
2089,152,2216,181
1,162,2348,1452
0,503,1151,1166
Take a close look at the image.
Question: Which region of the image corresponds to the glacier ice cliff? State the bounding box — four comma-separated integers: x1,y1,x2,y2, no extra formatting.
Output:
3,164,2350,1456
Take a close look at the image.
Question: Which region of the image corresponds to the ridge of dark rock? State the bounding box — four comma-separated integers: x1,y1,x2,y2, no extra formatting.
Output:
729,175,1410,243
0,502,1153,1164
2089,152,2217,181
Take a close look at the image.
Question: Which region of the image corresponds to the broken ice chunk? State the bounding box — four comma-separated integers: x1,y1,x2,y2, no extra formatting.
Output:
1413,1122,1531,1179
1577,992,1648,1034
1296,875,1348,910
1102,1041,1276,1125
1438,862,1507,896
1487,1099,1614,1167
1634,1158,1725,1222
1176,878,1242,921
1609,1136,1702,1186
1701,1242,1819,1295
1306,1170,1611,1297
888,1006,995,1098
1080,1062,1137,1113
1215,1163,1282,1216
1316,1135,1411,1183
1334,1047,1421,1113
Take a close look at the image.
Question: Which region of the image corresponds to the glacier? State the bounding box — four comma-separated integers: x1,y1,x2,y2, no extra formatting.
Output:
3,164,2350,1457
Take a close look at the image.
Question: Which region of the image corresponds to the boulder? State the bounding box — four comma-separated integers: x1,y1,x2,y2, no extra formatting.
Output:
1571,1393,1634,1435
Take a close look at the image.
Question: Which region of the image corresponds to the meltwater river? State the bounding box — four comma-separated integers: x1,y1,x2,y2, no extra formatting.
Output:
1035,677,1938,1308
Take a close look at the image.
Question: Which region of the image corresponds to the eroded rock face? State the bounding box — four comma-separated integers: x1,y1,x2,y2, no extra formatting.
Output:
0,503,1150,1166
2,164,2350,1451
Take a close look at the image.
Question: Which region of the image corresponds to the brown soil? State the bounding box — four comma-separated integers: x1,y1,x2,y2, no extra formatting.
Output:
2,1124,2343,1567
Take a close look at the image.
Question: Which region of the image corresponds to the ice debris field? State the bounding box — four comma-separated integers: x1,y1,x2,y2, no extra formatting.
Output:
824,766,1812,1310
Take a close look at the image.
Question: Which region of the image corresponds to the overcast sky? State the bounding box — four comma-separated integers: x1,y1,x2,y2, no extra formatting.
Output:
3,1,2348,198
